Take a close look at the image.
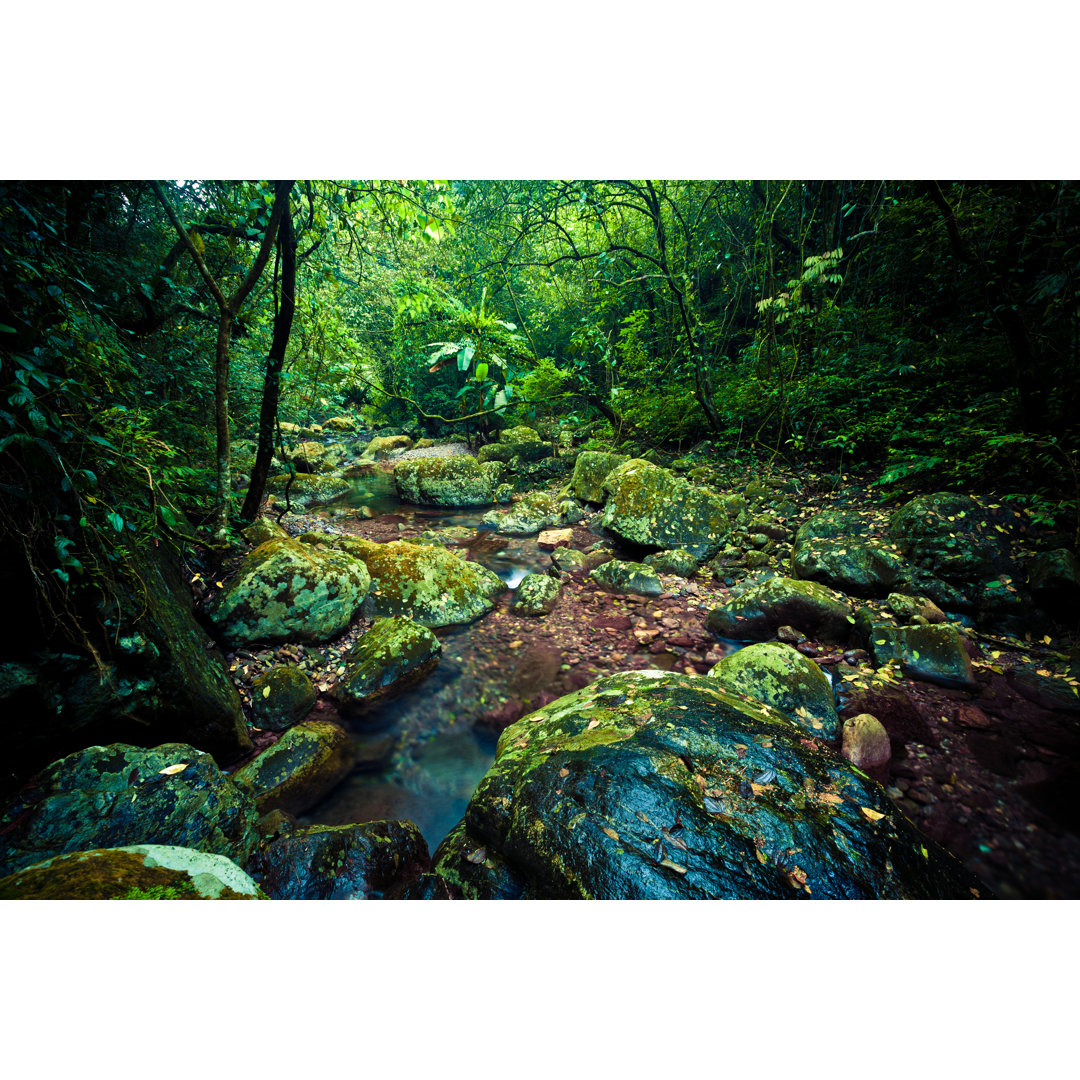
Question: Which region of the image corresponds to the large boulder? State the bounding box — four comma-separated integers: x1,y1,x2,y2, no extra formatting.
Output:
589,559,664,598
249,666,317,731
206,535,370,648
600,460,729,559
570,451,631,504
0,743,261,878
499,426,549,463
328,537,506,627
446,670,987,899
361,434,414,459
247,821,430,899
867,623,979,692
330,616,441,711
705,574,854,643
482,490,562,535
231,719,355,816
264,473,350,508
394,456,499,507
792,511,910,598
707,641,839,740
323,416,358,432
512,573,562,616
645,548,699,577
0,845,266,900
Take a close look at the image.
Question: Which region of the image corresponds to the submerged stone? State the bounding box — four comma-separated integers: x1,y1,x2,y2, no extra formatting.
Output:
330,616,441,711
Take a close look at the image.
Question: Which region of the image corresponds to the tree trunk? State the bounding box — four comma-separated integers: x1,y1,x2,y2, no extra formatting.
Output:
213,312,235,538
241,206,297,523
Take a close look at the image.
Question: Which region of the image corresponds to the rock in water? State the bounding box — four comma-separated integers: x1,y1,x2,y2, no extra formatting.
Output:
394,456,499,506
330,617,441,711
247,821,430,899
512,573,562,615
0,743,261,878
443,671,986,899
0,845,266,899
230,719,355,816
206,535,370,648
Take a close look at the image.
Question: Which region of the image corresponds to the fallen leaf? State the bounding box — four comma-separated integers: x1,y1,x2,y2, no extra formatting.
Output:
861,806,885,822
465,847,487,864
819,792,843,805
1036,669,1052,677
158,763,188,775
602,827,619,841
559,767,569,778
262,686,271,698
587,719,600,729
659,858,687,874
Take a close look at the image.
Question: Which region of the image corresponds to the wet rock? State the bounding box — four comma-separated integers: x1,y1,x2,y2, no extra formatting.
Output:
231,719,355,816
431,820,529,899
550,548,588,574
451,670,986,898
1006,667,1080,713
839,683,938,749
886,592,947,624
330,617,441,711
361,434,414,460
776,625,806,645
323,416,358,432
538,527,575,550
0,844,266,900
512,573,562,616
247,820,430,899
483,490,562,535
590,559,664,598
397,873,457,899
499,425,549,463
256,808,297,843
559,499,586,525
250,666,317,731
570,451,630,503
0,743,261,878
330,537,506,627
644,548,698,577
264,473,351,508
868,623,979,692
394,455,499,507
705,574,854,643
601,460,729,559
841,714,891,782
707,641,840,740
792,511,909,597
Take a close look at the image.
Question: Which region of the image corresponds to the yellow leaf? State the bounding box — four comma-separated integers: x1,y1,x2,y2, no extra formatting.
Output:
602,827,619,841
860,806,885,822
262,686,271,698
921,846,929,858
559,768,569,778
158,763,188,775
1042,635,1053,645
660,858,688,874
819,792,843,805
587,719,600,729
1036,669,1052,677
755,848,769,864
215,581,224,588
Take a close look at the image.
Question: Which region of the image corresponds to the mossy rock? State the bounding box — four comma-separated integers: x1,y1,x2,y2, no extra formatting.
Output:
206,535,370,648
361,434,414,459
323,416,358,432
590,559,664,598
793,532,910,599
705,574,855,643
482,490,562,535
329,536,506,627
0,844,267,899
231,719,355,816
708,641,839,740
512,573,562,615
570,451,630,503
551,548,588,574
494,482,514,503
395,456,498,507
250,666,317,731
264,473,350,508
600,459,729,559
644,548,698,577
242,516,289,547
0,743,261,878
867,623,978,692
477,442,518,464
450,670,988,899
499,426,549,463
330,616,441,711
247,820,430,900
431,820,529,899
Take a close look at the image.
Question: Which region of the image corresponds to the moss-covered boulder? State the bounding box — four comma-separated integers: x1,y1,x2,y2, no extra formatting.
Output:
323,416,358,432
885,592,947,625
477,442,517,464
329,537,506,627
330,617,441,711
231,719,355,816
482,490,562,535
250,666,317,731
206,535,370,648
600,460,729,559
395,456,498,507
264,473,350,508
431,820,529,899
246,820,430,899
499,426,549,463
0,844,266,899
705,575,854,643
242,516,290,548
570,451,630,503
792,511,910,598
512,573,562,615
361,434,414,459
867,623,978,692
589,559,664,598
0,743,261,878
707,641,839,740
449,670,987,899
644,548,698,577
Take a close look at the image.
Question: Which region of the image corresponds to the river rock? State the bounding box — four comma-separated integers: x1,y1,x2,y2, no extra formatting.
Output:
431,820,529,899
644,548,698,577
247,821,430,899
886,592,948,624
264,473,351,508
0,844,266,899
329,537,506,627
249,666,316,731
840,714,891,782
600,460,729,560
512,573,562,615
499,425,549,463
707,641,839,740
477,442,517,464
323,416,358,432
206,535,370,648
570,451,630,503
792,511,910,597
451,670,986,899
590,559,664,598
868,623,979,691
538,527,575,549
705,574,855,643
231,719,355,816
361,434,414,459
483,490,562,535
395,456,499,506
242,516,290,547
839,681,938,749
0,743,261,878
330,616,441,711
